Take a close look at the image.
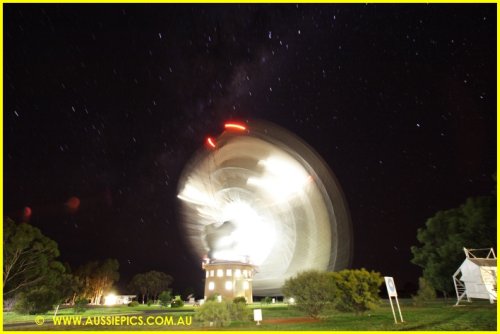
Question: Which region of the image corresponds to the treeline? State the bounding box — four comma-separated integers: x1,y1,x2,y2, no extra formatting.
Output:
3,217,174,314
128,271,173,304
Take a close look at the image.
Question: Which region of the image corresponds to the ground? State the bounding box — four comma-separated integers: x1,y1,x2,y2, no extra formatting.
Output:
3,299,496,331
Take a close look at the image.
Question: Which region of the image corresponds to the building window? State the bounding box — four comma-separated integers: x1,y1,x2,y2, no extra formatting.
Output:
217,269,224,277
210,270,214,277
235,269,241,277
243,270,248,278
225,281,233,290
208,282,215,291
206,271,209,278
226,269,232,276
243,281,249,290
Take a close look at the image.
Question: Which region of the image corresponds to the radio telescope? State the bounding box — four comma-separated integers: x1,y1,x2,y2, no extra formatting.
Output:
177,120,352,295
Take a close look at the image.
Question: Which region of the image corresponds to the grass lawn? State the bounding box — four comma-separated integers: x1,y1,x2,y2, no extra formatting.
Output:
3,299,496,331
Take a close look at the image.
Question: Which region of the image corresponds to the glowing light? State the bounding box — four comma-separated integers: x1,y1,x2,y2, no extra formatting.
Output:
206,137,216,148
212,201,276,265
177,184,217,206
65,196,81,212
225,281,233,290
247,157,311,200
243,281,249,290
22,206,32,221
224,122,247,131
104,293,117,306
208,282,215,291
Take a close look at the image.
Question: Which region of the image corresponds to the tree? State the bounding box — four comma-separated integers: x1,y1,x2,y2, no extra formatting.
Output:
412,277,436,306
146,271,173,302
411,196,496,296
159,290,172,307
3,218,63,298
331,269,383,314
129,273,149,304
282,270,336,318
75,259,119,304
128,270,173,304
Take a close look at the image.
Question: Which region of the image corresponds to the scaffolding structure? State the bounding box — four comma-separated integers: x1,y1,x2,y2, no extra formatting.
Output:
452,248,497,305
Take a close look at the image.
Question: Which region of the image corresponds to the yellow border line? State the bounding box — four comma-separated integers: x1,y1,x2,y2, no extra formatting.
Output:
1,2,497,334
1,0,499,3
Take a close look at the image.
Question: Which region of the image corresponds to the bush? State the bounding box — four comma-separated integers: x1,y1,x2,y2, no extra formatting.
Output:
412,277,437,306
332,268,384,314
128,301,139,307
195,300,231,327
261,296,272,304
233,296,247,304
229,301,250,321
206,293,220,302
73,298,88,313
147,299,154,306
282,270,337,318
14,286,61,314
171,295,184,308
159,290,172,307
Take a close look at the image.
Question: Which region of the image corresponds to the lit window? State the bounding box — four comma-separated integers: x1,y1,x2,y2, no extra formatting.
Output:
210,270,214,277
226,269,232,276
235,269,241,277
243,270,248,278
208,282,215,291
206,271,209,278
243,281,249,290
217,269,224,277
225,281,233,290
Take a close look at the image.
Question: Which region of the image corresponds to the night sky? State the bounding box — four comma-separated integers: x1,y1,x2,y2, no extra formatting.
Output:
5,4,496,296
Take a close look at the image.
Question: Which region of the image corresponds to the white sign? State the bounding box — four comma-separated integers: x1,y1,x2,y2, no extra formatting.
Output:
384,276,398,297
384,276,404,324
253,309,262,325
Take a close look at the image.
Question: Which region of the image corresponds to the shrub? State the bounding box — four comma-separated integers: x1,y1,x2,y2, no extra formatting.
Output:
332,268,384,314
233,296,247,304
14,286,61,314
159,290,172,307
282,270,337,318
412,277,437,306
195,300,231,327
206,293,220,302
229,301,250,321
171,295,184,308
128,301,139,307
73,298,88,313
147,299,154,306
261,296,272,304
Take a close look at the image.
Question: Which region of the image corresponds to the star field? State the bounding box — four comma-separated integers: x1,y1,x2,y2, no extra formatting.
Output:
5,4,496,295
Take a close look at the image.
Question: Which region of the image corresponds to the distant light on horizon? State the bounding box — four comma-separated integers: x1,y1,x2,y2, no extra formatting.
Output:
104,293,117,306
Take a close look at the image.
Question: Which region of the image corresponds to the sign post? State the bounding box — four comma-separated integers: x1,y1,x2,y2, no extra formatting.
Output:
384,276,404,324
253,309,262,325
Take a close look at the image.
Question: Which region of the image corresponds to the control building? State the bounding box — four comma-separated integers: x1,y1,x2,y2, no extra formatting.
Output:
202,259,255,303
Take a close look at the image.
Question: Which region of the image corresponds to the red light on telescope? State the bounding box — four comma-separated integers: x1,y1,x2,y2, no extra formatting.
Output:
224,122,247,131
206,137,216,148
